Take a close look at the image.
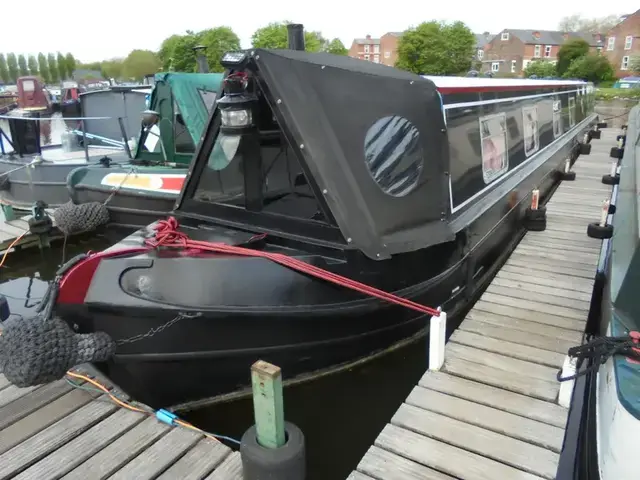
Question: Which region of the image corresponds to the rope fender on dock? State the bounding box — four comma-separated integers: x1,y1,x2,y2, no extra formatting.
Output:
53,201,110,235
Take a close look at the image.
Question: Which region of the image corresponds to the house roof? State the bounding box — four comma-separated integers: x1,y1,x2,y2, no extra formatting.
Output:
353,37,380,45
506,29,602,47
475,33,494,48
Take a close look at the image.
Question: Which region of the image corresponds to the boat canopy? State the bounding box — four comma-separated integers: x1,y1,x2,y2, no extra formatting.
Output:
153,72,223,146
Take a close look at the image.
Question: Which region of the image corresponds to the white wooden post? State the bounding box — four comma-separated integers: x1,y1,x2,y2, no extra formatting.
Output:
600,200,610,227
558,355,577,408
564,159,570,173
531,189,540,210
610,162,617,177
429,308,447,371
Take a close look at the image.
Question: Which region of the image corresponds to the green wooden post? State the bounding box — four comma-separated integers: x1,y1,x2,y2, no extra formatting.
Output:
1,204,15,221
251,360,286,449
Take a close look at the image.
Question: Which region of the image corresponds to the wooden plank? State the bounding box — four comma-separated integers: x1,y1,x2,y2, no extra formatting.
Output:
466,309,583,343
406,386,565,452
419,371,568,428
461,318,578,354
108,425,202,480
348,471,376,480
525,227,602,244
512,246,598,266
62,415,171,480
484,285,589,314
156,438,231,480
446,343,559,382
520,237,601,255
505,257,596,280
452,328,566,367
480,292,588,322
490,277,593,303
392,404,558,479
0,389,97,456
375,424,543,480
0,379,73,430
0,385,41,409
12,408,144,480
357,444,455,480
204,451,243,480
444,357,559,402
509,252,596,275
497,267,594,294
473,298,585,331
0,398,118,480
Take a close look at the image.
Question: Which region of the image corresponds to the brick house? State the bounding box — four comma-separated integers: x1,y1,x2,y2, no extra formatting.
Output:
350,31,493,68
602,9,640,77
482,30,603,76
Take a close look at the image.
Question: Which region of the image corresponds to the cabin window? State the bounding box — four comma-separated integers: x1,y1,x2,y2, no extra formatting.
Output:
552,99,562,138
197,89,218,113
522,106,539,157
568,97,575,128
480,113,508,184
22,80,35,92
363,116,423,197
173,100,196,153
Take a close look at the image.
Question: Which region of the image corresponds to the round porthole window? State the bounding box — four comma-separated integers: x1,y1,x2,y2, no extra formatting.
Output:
363,116,423,197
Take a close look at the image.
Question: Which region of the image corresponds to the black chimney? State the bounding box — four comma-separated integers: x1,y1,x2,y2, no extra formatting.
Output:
192,45,209,73
287,23,305,51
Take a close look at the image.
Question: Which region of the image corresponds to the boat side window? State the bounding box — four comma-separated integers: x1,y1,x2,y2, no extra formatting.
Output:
552,98,562,138
522,105,539,157
173,100,196,154
479,112,508,184
22,80,35,92
568,97,575,128
192,89,327,223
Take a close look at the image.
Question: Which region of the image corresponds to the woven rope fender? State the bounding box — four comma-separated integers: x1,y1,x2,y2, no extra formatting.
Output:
0,315,116,387
53,201,109,236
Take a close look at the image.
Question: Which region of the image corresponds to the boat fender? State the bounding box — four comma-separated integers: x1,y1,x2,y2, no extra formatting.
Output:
524,205,547,232
0,175,9,191
0,294,9,322
240,421,306,480
601,174,620,186
587,222,613,240
579,143,592,156
0,314,116,388
588,129,601,140
610,147,624,160
597,122,608,129
53,201,110,235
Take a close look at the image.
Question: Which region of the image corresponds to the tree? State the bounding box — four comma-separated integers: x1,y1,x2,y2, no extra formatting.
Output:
251,21,325,52
17,55,28,76
158,31,199,72
563,54,614,83
65,53,77,78
37,53,49,83
396,21,475,75
558,14,621,33
630,56,640,74
0,54,9,84
27,55,38,77
324,38,348,55
56,52,66,80
6,53,18,82
556,39,590,76
199,27,241,72
100,59,124,80
523,60,557,78
122,49,161,80
47,53,59,83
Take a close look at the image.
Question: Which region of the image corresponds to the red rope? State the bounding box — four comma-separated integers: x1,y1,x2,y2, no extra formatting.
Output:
144,217,441,317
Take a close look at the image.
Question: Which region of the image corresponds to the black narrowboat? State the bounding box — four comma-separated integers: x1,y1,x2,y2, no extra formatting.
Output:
52,48,597,409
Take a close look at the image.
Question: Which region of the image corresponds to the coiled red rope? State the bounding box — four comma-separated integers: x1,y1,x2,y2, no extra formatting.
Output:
145,217,441,317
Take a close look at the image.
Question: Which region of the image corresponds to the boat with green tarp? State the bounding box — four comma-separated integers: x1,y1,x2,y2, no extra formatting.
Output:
1,72,223,228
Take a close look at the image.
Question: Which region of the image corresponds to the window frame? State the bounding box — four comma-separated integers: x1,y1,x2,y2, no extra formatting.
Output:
479,112,509,185
607,37,616,51
373,45,380,54
568,97,576,128
624,35,633,50
544,45,552,58
491,62,500,72
552,98,563,139
534,45,541,58
621,56,630,70
477,49,484,60
364,44,370,53
501,32,509,41
511,60,517,73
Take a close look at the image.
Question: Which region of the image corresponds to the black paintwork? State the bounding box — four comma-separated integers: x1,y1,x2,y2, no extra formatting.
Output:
55,51,596,409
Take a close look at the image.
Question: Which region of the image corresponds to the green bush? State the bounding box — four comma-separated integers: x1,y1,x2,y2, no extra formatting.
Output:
595,87,640,100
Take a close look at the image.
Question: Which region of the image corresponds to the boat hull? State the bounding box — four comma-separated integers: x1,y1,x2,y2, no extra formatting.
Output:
54,116,587,409
67,167,186,228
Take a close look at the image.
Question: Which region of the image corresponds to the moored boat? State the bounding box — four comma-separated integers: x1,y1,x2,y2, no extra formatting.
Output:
51,45,598,410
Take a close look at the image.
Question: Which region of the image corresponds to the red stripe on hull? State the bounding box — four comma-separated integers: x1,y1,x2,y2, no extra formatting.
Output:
160,177,186,191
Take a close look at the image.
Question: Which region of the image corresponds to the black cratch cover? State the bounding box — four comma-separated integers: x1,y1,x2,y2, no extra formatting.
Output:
254,49,452,259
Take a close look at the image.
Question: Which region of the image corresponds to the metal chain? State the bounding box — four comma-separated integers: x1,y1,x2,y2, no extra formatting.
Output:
103,167,138,206
115,312,202,346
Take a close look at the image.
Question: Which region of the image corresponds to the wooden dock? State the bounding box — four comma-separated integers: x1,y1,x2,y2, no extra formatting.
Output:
0,370,242,480
0,207,59,252
350,129,618,480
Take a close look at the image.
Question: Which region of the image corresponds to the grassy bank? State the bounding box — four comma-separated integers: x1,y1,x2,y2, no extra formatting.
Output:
596,87,640,101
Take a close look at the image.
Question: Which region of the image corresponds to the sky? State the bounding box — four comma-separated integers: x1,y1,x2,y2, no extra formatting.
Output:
0,0,636,63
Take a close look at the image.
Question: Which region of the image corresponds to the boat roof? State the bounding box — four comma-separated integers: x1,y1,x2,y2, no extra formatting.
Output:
153,72,224,145
423,75,588,94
